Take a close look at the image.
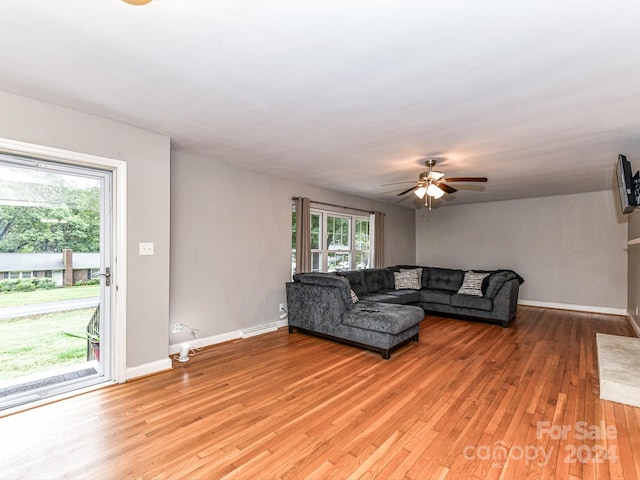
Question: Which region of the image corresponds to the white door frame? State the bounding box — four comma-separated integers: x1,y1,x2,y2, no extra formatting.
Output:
0,137,127,383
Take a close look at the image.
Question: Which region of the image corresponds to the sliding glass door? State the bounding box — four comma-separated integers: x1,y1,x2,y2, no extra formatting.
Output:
0,154,113,410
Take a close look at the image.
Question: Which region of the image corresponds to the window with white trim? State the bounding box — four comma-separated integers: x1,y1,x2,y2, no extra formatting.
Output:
292,206,371,273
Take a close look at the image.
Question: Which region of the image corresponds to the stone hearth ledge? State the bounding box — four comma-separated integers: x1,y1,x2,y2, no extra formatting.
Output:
597,333,640,408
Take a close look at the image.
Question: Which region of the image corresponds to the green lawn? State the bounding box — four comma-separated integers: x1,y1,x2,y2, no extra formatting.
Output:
0,285,100,308
0,309,94,381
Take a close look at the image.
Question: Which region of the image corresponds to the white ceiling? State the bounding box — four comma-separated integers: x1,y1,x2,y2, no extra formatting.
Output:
2,0,640,208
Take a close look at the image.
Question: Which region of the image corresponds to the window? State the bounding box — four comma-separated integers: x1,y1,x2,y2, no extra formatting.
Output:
292,205,371,273
6,271,33,280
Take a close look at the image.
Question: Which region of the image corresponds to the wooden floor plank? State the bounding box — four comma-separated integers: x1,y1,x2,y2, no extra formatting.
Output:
0,306,638,479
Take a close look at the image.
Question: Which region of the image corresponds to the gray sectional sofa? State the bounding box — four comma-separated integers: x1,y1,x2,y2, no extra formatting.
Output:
337,266,524,327
286,265,523,359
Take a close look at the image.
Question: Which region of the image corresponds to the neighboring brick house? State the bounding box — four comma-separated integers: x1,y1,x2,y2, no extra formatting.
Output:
0,249,99,286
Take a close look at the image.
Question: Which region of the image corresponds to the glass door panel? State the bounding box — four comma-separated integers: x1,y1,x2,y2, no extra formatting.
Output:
0,155,112,410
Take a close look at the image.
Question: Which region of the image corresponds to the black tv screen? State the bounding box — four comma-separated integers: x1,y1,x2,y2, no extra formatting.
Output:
616,154,638,214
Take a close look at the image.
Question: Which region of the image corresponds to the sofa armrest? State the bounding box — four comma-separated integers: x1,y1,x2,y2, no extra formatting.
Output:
293,273,353,306
484,270,524,298
489,278,521,323
286,279,353,332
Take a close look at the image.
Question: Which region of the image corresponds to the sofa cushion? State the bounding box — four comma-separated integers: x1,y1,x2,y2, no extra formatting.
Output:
427,267,464,292
336,270,367,296
363,268,392,292
450,293,493,311
418,289,453,304
378,289,420,304
457,271,490,296
359,292,407,304
394,269,421,290
383,266,400,289
342,302,424,335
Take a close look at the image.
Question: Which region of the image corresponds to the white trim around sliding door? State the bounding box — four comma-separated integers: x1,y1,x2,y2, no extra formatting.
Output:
0,137,127,384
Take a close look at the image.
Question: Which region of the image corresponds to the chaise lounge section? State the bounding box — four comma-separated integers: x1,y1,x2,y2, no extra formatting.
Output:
286,273,424,359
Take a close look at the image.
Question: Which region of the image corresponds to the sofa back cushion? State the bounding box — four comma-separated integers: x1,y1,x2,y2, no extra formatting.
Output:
426,267,464,292
336,270,367,296
363,268,393,292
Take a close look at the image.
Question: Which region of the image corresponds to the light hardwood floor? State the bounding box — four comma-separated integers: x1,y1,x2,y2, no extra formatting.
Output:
1,306,638,480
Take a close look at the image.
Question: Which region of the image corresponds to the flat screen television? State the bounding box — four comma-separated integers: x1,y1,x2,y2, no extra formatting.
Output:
616,154,639,214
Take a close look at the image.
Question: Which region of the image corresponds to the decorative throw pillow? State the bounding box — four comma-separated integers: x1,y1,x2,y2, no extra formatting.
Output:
401,267,423,286
457,271,490,296
394,270,421,290
350,289,359,303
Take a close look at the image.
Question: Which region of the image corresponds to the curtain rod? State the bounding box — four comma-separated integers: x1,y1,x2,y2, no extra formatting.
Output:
292,196,381,215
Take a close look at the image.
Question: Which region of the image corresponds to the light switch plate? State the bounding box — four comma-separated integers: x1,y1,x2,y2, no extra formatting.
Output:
139,242,154,256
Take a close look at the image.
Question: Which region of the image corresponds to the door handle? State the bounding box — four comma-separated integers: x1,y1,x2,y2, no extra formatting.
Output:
96,267,111,286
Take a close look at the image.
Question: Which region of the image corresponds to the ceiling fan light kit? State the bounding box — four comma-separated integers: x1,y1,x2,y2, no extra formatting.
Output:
122,0,152,5
390,159,488,210
426,184,446,199
414,186,427,199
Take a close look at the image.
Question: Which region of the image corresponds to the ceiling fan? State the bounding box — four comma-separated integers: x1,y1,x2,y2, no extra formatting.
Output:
384,159,488,210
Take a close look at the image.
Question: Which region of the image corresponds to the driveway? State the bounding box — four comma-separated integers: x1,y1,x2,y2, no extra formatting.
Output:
0,297,100,320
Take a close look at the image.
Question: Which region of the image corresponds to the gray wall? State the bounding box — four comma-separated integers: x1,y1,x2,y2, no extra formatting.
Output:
0,90,415,372
627,211,640,332
415,191,627,311
0,90,171,371
169,150,416,343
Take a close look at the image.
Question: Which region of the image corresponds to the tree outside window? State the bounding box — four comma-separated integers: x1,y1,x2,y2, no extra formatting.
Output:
291,205,371,273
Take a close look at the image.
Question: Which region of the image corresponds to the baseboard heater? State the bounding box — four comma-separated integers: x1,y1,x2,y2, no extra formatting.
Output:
241,322,278,339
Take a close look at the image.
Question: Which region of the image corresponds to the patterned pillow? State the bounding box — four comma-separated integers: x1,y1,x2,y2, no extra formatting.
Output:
350,289,360,303
394,269,421,290
457,271,490,296
401,267,423,286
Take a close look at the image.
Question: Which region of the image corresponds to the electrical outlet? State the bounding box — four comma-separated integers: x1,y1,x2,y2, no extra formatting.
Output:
172,322,182,333
139,242,154,256
279,303,285,312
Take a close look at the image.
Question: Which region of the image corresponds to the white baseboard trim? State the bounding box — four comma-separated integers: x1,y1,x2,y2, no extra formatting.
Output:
169,319,290,355
242,322,278,339
170,330,241,355
519,300,627,316
126,358,172,381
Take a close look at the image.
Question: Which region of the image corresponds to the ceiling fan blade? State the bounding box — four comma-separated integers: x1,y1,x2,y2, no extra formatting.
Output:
444,177,488,182
397,185,419,196
381,180,418,186
436,183,457,194
427,171,445,181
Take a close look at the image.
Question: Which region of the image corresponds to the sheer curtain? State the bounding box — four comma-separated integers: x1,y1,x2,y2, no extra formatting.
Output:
294,197,311,273
372,211,385,268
